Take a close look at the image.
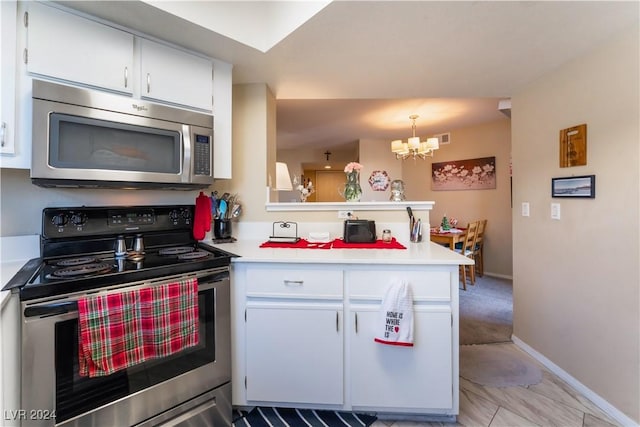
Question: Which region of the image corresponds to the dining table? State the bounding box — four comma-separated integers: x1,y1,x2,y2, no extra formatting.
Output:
430,228,466,250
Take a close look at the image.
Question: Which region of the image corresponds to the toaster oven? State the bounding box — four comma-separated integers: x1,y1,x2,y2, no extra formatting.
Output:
343,220,377,243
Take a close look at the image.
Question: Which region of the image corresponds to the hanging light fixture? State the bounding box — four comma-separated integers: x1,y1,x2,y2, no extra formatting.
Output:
391,114,439,160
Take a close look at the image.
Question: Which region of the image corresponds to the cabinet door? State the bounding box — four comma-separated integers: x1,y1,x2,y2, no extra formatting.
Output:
26,3,133,94
0,0,17,156
350,306,453,411
140,38,212,111
246,305,343,405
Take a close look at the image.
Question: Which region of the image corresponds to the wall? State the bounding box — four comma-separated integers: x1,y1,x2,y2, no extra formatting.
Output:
402,119,513,278
512,24,639,423
359,138,403,202
0,168,197,236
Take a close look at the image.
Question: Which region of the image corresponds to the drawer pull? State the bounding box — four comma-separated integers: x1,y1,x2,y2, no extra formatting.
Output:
283,280,303,287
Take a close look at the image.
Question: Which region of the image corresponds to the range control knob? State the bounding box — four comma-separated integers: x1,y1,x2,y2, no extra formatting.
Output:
51,213,68,227
70,212,87,226
169,210,180,222
181,208,192,221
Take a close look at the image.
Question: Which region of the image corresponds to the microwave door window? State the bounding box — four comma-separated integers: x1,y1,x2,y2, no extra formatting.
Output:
49,113,181,174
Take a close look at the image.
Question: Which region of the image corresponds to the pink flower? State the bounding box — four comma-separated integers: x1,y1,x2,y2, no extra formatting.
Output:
344,162,363,173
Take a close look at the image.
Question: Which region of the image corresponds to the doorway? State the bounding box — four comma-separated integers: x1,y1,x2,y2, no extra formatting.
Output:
304,169,345,202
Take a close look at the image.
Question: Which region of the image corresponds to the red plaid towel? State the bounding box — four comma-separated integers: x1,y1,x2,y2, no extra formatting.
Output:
77,278,199,377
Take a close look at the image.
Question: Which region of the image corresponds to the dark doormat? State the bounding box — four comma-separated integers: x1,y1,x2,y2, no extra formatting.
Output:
233,407,377,426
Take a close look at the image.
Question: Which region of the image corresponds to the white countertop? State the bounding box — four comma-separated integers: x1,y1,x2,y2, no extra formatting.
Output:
1,235,40,309
204,238,473,266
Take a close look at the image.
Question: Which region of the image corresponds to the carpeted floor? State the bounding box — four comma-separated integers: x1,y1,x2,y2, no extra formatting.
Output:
459,275,513,345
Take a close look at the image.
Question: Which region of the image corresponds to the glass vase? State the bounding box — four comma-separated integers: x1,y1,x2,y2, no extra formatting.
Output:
344,171,362,202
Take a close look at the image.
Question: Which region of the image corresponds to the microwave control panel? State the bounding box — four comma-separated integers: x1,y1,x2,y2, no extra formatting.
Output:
193,134,211,176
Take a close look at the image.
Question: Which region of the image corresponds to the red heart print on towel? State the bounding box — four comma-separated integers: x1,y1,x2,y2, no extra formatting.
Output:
394,326,399,333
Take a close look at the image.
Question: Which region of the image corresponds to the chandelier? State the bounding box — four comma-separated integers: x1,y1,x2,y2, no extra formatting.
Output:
391,114,439,160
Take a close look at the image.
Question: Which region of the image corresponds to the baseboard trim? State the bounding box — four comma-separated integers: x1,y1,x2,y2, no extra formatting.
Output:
512,335,639,427
483,272,513,280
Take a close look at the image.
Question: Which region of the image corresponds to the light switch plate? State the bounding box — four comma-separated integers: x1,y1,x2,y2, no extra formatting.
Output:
551,203,561,220
521,202,530,217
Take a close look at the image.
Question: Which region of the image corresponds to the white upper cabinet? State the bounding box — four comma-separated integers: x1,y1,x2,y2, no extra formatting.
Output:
26,2,134,94
1,0,18,157
139,38,213,112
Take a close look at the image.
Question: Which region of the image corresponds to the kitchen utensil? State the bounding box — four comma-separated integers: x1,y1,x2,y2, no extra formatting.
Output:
218,199,228,219
210,191,218,218
231,204,242,218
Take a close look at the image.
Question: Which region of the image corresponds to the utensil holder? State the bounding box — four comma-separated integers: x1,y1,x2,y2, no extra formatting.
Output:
214,219,232,239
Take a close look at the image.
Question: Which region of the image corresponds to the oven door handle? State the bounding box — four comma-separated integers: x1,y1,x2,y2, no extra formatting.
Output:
24,301,78,318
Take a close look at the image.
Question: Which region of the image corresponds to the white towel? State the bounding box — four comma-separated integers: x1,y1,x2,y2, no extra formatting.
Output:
374,279,414,346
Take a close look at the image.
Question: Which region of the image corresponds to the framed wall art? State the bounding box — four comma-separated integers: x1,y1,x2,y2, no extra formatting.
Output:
431,156,496,191
551,175,595,198
368,170,390,191
559,124,587,167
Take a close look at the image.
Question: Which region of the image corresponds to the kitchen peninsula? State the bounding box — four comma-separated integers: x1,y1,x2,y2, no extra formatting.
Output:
210,238,472,421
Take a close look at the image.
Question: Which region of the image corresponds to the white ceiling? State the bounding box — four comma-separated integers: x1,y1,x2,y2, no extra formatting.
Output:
58,1,639,150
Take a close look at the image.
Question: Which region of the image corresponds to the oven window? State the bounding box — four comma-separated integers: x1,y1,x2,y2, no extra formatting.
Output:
49,113,181,173
54,290,214,423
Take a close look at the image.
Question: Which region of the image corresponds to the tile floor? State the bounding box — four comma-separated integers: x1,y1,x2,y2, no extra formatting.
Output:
372,343,620,427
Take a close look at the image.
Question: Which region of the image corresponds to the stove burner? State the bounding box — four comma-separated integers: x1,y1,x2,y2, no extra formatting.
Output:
159,246,195,256
50,263,113,278
177,250,211,260
56,257,99,267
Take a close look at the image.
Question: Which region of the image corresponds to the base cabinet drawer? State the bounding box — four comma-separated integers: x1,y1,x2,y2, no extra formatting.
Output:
246,268,342,299
348,270,451,301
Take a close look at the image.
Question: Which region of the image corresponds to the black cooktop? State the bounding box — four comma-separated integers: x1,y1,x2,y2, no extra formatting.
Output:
11,243,235,301
3,205,238,301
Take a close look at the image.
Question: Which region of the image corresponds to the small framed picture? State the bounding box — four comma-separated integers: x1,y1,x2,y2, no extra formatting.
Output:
551,175,595,198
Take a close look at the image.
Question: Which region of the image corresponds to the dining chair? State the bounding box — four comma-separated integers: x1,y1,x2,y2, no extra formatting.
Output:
455,220,479,290
473,219,488,277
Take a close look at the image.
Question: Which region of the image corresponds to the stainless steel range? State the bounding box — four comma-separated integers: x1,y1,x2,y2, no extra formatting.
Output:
4,205,235,427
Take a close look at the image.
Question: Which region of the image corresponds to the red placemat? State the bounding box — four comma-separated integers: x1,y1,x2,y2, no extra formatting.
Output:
259,239,331,249
331,238,406,249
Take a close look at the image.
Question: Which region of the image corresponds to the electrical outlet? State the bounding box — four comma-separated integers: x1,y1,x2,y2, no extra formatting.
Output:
338,210,353,219
521,202,530,217
551,203,561,220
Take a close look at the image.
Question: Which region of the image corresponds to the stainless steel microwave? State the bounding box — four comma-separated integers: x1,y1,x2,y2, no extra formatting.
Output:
31,80,214,190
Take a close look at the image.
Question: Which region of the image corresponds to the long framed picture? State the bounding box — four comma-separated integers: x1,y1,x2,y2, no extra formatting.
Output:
431,156,496,191
551,175,595,198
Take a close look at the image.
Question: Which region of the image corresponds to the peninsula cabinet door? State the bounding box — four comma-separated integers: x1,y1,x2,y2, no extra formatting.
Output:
349,306,453,411
245,305,344,405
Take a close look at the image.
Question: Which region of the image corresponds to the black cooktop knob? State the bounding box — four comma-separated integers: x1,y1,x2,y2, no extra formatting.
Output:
52,213,68,227
70,212,87,226
169,209,180,221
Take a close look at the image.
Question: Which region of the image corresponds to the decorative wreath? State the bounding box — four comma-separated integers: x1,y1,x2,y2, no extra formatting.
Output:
368,170,390,191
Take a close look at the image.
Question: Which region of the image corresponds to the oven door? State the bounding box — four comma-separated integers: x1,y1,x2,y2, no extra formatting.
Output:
20,269,230,427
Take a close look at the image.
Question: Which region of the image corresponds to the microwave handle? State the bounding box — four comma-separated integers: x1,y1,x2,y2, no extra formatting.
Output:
24,301,78,318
